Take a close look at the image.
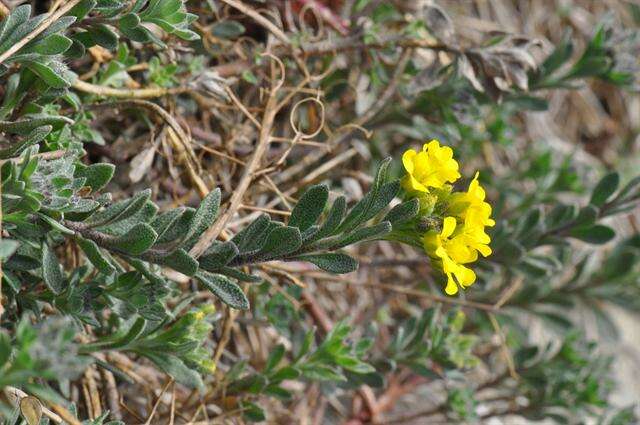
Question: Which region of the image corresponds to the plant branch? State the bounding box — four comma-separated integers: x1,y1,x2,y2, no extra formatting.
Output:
73,80,191,99
62,220,175,262
298,33,457,56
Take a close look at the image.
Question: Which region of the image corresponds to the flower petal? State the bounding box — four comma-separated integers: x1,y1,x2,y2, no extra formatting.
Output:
402,149,417,174
456,265,476,287
444,275,458,295
477,243,492,257
425,139,440,152
407,174,428,192
441,217,457,238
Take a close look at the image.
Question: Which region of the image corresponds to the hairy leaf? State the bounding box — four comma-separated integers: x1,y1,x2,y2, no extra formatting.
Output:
232,214,271,254
84,189,151,227
199,241,239,271
154,248,198,276
76,237,116,275
108,223,158,255
288,184,329,231
258,226,302,259
196,271,249,310
295,253,358,274
182,188,221,249
41,243,66,294
384,198,419,224
75,163,115,192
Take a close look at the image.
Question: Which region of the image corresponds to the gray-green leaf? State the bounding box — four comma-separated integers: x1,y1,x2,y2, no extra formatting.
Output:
570,225,615,244
199,241,239,271
295,253,358,274
590,172,619,207
41,243,66,294
76,237,116,274
108,223,158,255
196,271,249,310
258,226,302,259
288,184,329,231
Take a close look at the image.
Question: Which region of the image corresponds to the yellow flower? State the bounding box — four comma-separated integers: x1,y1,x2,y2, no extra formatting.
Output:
194,304,216,321
457,220,492,259
402,140,461,193
448,172,495,228
200,359,217,374
424,217,477,295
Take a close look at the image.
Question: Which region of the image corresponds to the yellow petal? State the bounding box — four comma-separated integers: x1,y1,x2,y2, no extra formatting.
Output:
477,243,492,257
407,174,428,192
441,217,457,238
412,151,430,178
436,146,454,161
470,228,491,244
444,275,458,295
456,265,476,287
423,174,444,188
443,168,461,183
447,238,473,261
402,149,417,174
435,246,448,260
425,139,441,152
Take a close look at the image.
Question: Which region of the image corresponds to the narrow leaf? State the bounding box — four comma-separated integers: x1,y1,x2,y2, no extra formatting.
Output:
333,221,392,249
108,223,158,255
182,188,221,249
41,244,66,294
258,226,302,259
85,189,151,227
75,163,115,191
288,184,329,231
150,208,185,241
232,214,271,254
25,61,73,88
570,225,615,244
590,172,619,207
196,271,249,310
311,196,346,242
199,241,239,271
219,266,261,282
76,237,116,275
155,249,198,276
384,198,419,224
295,253,358,274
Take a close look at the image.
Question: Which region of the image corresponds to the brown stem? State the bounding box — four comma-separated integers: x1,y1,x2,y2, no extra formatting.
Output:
73,80,191,99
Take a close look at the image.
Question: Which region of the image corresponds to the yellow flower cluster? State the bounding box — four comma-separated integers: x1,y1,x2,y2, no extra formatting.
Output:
402,140,494,295
402,140,460,192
